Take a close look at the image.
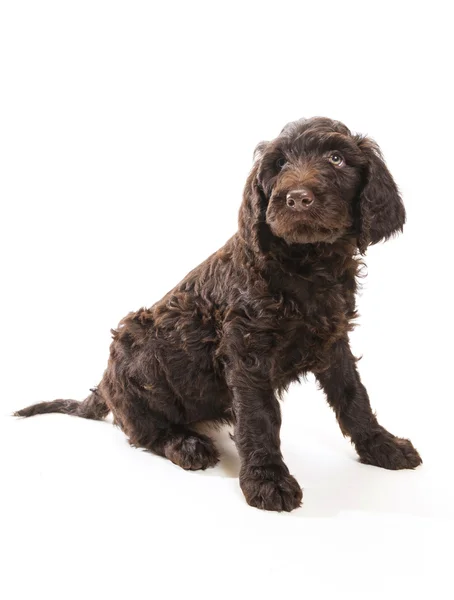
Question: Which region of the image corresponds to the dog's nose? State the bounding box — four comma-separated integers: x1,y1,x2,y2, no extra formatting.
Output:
286,188,315,210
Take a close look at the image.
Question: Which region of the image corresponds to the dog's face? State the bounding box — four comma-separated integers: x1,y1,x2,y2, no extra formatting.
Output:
239,117,406,253
262,118,363,244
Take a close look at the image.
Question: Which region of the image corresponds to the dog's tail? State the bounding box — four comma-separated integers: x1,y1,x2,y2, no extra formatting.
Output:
14,387,109,421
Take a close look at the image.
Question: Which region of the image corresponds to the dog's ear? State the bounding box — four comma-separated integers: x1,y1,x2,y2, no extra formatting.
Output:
252,140,269,162
356,137,406,253
238,143,272,253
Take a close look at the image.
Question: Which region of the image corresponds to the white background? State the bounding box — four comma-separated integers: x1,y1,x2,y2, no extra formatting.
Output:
1,1,453,598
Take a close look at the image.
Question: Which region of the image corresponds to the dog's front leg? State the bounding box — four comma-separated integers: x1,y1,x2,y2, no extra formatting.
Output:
228,379,302,512
315,337,422,470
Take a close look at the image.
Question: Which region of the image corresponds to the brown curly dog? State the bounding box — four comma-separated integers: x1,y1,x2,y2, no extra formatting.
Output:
15,117,422,512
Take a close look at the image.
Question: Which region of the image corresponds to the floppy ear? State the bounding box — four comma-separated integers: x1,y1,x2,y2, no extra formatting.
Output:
238,144,273,253
238,161,271,253
356,137,406,253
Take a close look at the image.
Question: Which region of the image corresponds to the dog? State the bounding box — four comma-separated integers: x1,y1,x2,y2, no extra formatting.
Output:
15,117,422,512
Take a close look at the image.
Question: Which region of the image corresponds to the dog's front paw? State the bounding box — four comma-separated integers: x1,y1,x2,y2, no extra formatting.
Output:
240,464,302,512
357,431,422,470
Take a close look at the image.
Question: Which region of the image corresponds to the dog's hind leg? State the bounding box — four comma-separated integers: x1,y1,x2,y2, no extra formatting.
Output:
125,410,220,471
104,375,220,471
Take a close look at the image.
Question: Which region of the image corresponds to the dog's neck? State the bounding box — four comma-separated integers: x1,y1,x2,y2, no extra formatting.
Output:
244,234,359,277
272,236,356,259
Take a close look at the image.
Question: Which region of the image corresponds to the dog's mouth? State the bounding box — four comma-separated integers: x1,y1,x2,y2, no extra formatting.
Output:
266,193,350,244
267,220,342,244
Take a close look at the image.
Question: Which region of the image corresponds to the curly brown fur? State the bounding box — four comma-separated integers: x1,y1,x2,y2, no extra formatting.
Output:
15,117,421,511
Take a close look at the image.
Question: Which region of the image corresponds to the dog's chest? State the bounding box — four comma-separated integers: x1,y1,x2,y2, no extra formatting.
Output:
270,273,355,382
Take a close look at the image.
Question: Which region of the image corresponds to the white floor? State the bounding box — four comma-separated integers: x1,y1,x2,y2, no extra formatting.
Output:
2,379,453,600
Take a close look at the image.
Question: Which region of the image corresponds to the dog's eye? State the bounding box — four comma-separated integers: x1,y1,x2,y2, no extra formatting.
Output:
276,157,286,169
328,152,344,167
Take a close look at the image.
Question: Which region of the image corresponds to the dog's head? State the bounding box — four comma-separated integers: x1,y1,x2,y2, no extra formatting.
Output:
239,117,405,254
